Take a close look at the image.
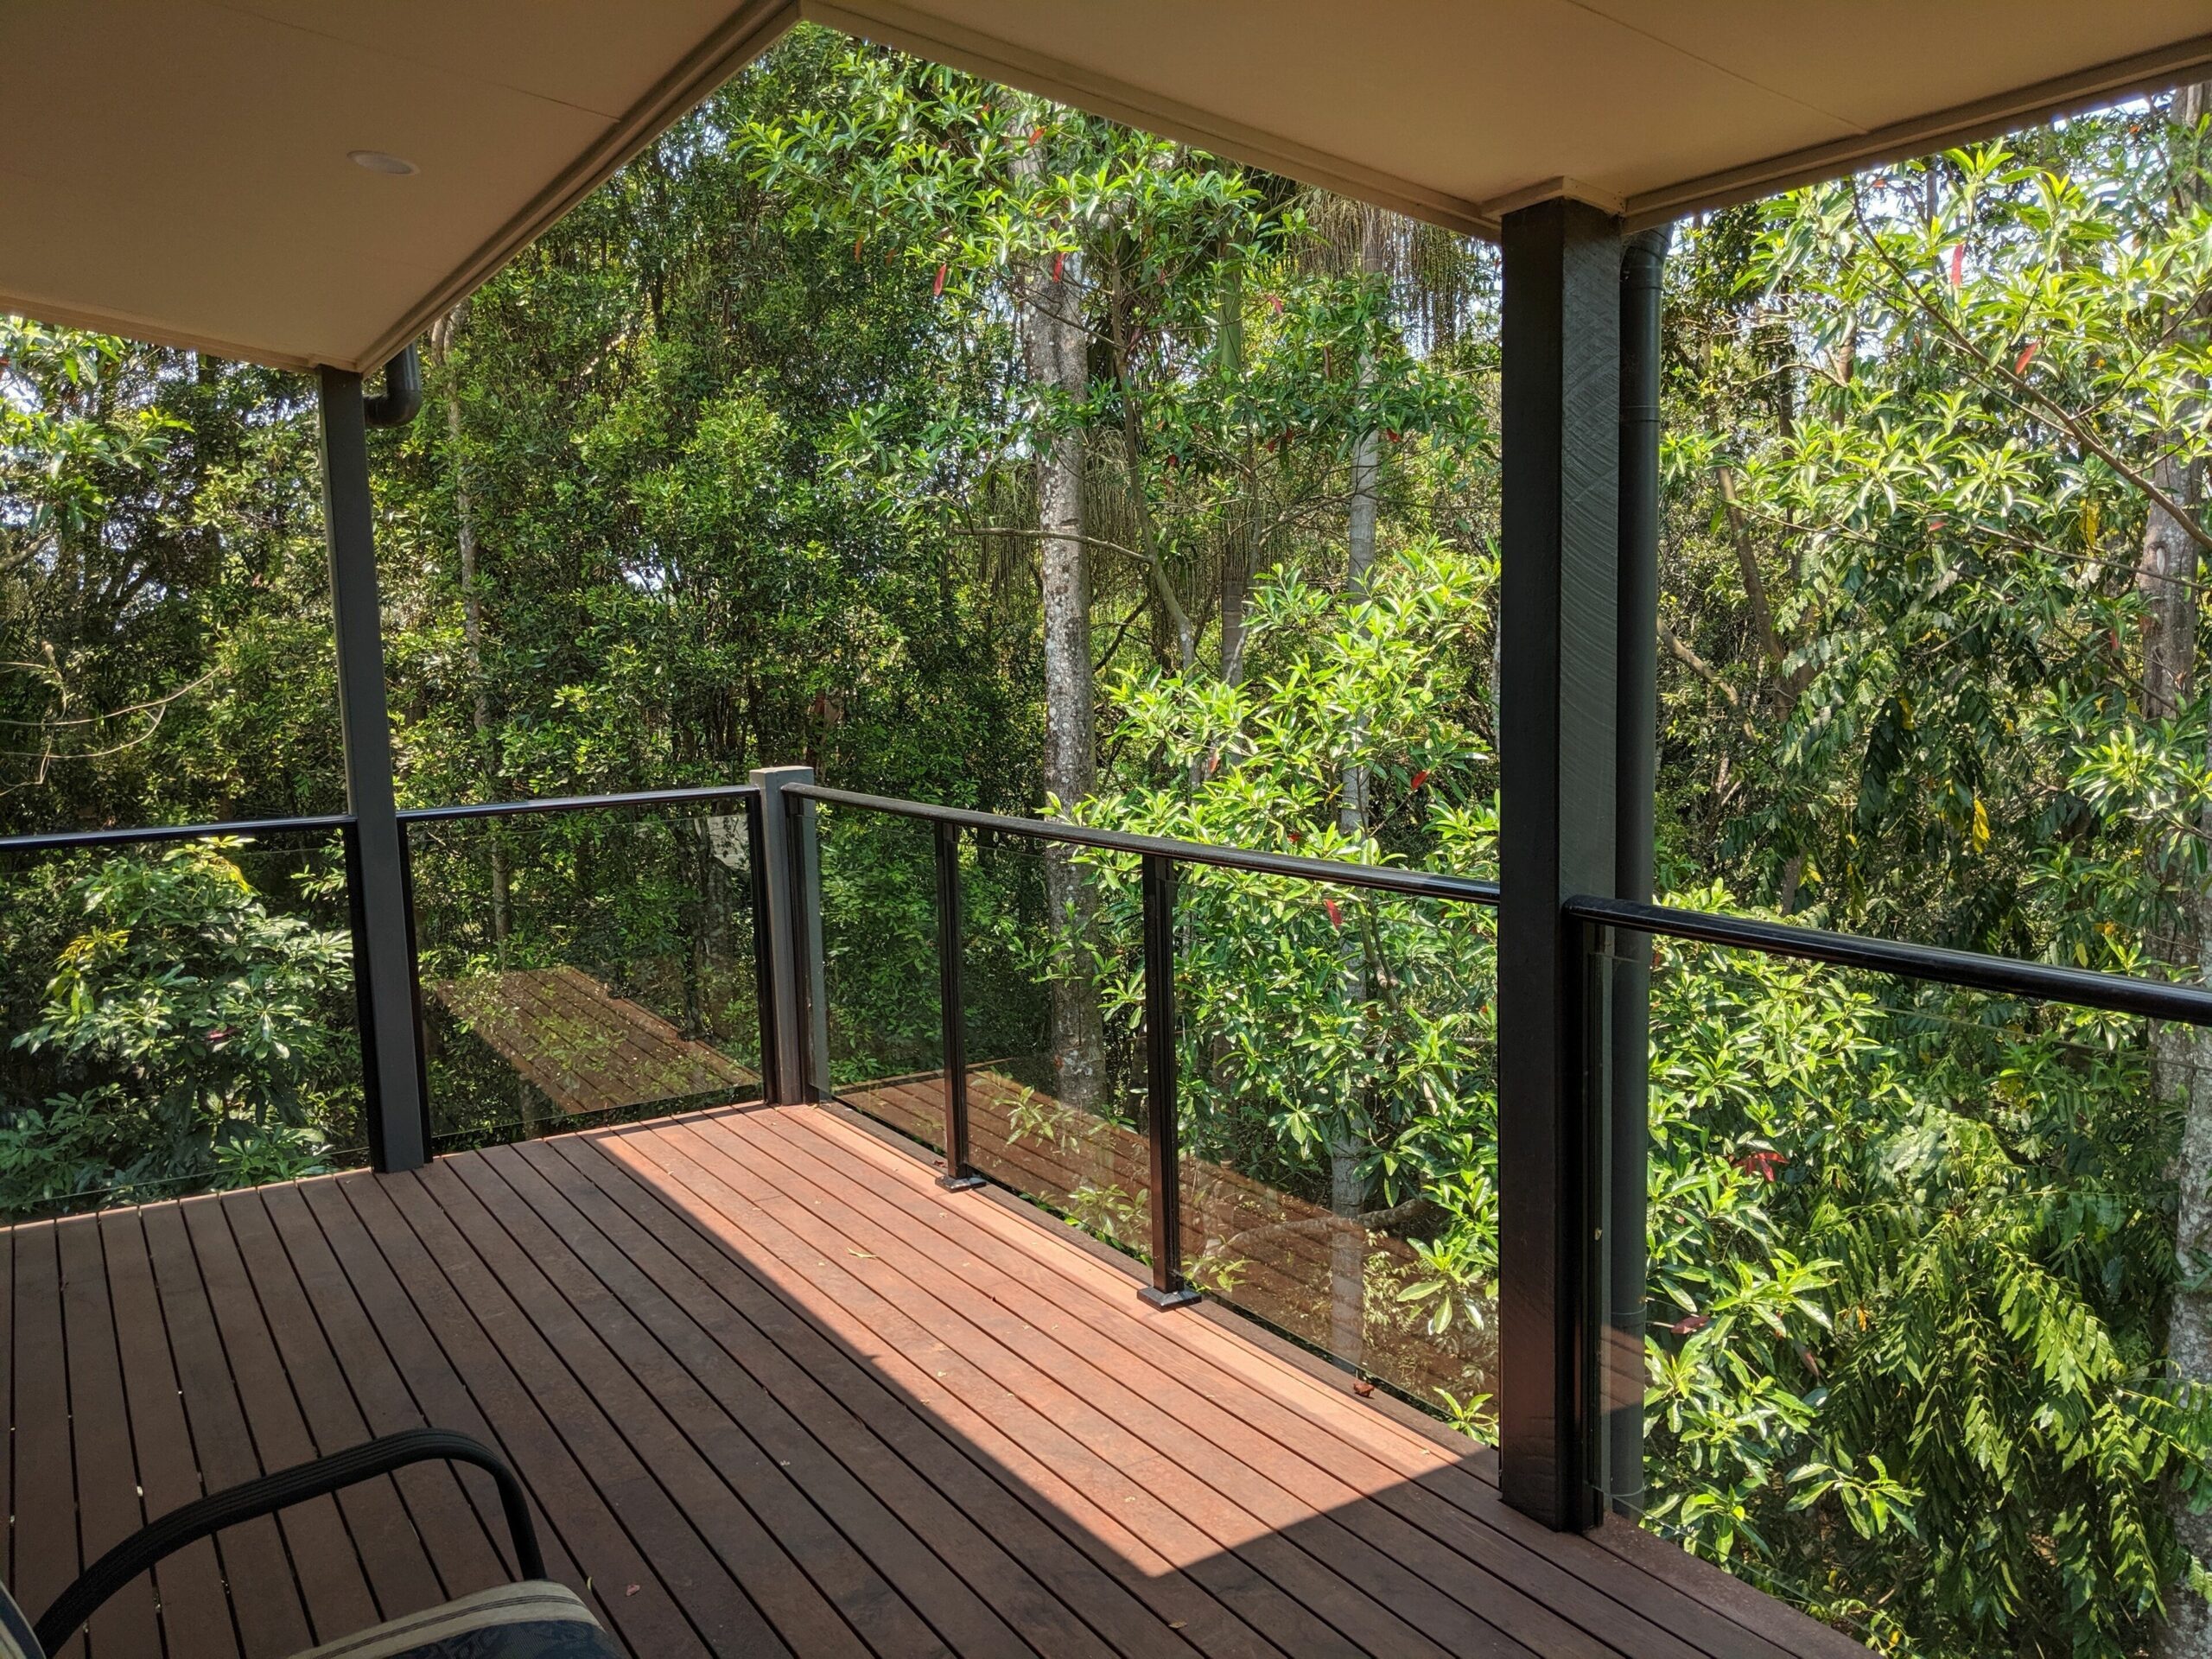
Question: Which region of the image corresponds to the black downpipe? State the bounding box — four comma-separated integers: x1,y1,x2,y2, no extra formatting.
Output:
363,343,423,428
1607,223,1670,1516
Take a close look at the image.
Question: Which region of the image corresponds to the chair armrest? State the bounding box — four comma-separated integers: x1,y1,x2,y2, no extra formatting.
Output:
35,1428,543,1656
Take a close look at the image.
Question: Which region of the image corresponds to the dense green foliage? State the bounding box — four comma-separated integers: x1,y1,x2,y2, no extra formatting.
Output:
0,839,356,1210
5,24,2212,1655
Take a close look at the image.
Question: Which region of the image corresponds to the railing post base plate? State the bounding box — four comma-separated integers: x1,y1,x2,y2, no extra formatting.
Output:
938,1173,986,1192
1140,1286,1201,1311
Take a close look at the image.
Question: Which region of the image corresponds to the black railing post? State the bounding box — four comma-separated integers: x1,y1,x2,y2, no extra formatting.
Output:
1582,918,1621,1508
751,766,830,1104
746,791,780,1101
395,823,432,1152
935,821,985,1189
340,817,383,1139
1140,854,1199,1309
319,366,427,1173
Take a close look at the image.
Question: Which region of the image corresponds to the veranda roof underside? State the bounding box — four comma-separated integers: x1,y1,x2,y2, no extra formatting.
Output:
3,0,2209,375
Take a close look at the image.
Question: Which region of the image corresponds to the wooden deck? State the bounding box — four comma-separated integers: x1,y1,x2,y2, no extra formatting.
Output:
429,965,757,1116
842,1069,1489,1406
4,1103,1859,1659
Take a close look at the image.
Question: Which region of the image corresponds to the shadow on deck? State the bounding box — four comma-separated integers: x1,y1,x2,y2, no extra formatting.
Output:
5,1103,1859,1659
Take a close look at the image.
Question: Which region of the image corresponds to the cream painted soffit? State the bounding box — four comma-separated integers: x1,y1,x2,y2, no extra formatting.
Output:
3,1,2209,372
0,0,800,374
806,1,2212,237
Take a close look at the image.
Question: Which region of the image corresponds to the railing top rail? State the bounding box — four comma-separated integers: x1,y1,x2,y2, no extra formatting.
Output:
397,784,758,825
1569,892,2212,1027
0,812,358,855
789,783,1502,906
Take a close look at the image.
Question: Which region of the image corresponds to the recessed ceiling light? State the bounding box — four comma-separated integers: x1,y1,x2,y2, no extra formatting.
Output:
348,149,417,176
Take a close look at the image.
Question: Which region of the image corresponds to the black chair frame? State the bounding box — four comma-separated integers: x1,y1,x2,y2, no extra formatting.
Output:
34,1428,544,1656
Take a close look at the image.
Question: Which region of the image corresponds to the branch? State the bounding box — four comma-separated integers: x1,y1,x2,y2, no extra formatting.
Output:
1848,187,2212,554
1717,467,1796,685
0,666,221,729
1658,620,1743,711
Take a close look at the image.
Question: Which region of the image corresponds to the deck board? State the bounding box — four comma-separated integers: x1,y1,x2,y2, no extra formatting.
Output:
429,965,756,1117
55,1216,158,1659
3,1104,1859,1659
840,1069,1486,1405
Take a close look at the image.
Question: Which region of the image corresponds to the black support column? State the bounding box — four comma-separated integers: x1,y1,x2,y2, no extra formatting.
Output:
319,366,428,1172
1606,225,1670,1515
1496,195,1623,1530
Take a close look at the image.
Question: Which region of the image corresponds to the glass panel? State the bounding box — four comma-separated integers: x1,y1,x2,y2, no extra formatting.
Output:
1638,938,2179,1646
1174,868,1498,1431
0,829,364,1218
955,834,1151,1260
410,801,761,1147
816,802,946,1152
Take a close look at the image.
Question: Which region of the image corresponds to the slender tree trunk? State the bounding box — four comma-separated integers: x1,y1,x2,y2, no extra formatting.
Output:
431,308,511,950
1017,136,1107,1115
1218,255,1255,689
2154,79,2212,1659
2143,454,2198,726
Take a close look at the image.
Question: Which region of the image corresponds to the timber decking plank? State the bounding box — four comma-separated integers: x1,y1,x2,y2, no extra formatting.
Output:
528,1136,1259,1659
831,1106,1814,1659
502,1139,1135,1659
585,1122,1338,1657
138,1202,315,1658
175,1193,384,1643
413,1157,889,1659
327,1173,715,1659
432,966,754,1117
290,1179,600,1616
367,1172,791,1658
95,1209,240,1659
597,1117,1374,1659
722,1109,1591,1659
755,1105,1719,1659
215,1191,448,1623
844,1075,1475,1402
461,1147,1046,1659
3,1103,1861,1659
254,1185,512,1604
823,1098,1805,1659
54,1216,160,1659
1577,1506,1872,1659
800,1103,1793,1659
14,1224,80,1657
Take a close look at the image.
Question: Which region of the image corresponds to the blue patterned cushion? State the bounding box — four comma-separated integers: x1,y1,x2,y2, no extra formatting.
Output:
289,1581,614,1659
0,1583,41,1659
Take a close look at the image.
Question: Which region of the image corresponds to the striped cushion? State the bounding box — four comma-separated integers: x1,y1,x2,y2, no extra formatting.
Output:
0,1584,41,1659
289,1581,614,1659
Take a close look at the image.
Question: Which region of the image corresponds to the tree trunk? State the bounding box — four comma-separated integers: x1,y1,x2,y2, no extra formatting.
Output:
1018,135,1107,1115
2154,78,2212,1659
2142,453,2197,725
431,307,511,950
1218,254,1255,689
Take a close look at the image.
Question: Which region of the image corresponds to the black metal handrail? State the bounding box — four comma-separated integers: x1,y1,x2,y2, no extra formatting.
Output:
795,781,1497,1307
788,784,1502,906
1567,892,2212,1027
397,784,758,824
0,812,357,855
